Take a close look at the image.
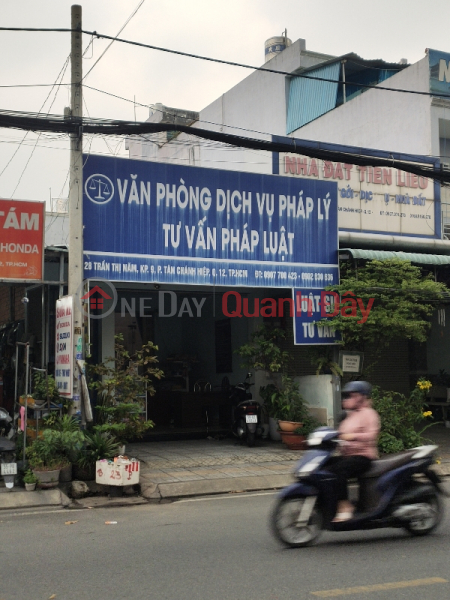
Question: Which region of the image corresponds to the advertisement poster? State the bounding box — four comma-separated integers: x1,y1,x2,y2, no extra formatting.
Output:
0,199,45,281
82,154,339,288
55,296,73,397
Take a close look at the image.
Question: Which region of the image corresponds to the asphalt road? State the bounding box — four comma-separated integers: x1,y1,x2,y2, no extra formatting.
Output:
1,491,450,600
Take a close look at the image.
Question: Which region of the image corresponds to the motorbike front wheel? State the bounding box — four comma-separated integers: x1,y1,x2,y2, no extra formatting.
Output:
270,496,323,548
403,492,443,536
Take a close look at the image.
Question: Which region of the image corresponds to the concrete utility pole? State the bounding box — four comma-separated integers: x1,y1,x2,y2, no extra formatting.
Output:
68,4,84,417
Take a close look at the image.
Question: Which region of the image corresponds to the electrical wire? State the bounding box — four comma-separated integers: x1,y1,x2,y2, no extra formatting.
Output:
83,1,146,81
9,56,70,197
0,66,68,182
0,107,446,185
0,26,450,100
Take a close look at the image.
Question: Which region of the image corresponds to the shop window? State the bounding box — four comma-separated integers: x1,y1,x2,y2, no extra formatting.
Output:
215,319,232,373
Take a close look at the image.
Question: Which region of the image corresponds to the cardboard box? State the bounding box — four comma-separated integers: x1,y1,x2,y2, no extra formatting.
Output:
95,459,140,486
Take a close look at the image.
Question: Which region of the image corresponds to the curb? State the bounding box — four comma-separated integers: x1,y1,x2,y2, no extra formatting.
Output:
1,465,449,511
0,489,69,511
141,473,293,501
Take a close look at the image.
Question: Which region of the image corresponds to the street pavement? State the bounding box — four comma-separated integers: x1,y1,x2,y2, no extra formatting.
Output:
1,492,450,600
1,423,450,509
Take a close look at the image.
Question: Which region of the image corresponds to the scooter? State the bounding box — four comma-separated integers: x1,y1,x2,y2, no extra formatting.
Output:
271,427,444,547
230,373,263,447
0,408,17,489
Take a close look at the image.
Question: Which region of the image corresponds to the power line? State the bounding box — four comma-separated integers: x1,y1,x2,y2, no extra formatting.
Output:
0,108,446,184
1,26,450,100
83,0,146,81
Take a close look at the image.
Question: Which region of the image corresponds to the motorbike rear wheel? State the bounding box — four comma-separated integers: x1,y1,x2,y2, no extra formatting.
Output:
270,496,323,548
403,492,443,536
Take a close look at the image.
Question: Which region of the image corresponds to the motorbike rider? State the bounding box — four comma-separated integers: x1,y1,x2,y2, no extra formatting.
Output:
326,381,380,522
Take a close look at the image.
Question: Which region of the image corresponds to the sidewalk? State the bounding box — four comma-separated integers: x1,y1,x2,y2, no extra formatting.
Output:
1,424,450,510
129,436,303,501
128,423,450,502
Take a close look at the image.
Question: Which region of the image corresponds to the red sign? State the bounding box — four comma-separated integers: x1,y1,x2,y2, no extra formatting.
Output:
0,199,45,281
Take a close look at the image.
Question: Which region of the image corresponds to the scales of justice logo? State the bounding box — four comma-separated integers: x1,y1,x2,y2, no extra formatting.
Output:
85,173,115,204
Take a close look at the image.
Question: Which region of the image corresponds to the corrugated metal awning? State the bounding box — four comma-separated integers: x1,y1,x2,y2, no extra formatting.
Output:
286,62,340,134
339,248,450,265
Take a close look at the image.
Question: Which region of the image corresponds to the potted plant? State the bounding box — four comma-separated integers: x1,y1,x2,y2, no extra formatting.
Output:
280,416,323,450
27,431,65,488
237,324,296,441
31,371,62,408
42,416,85,482
87,334,162,446
23,469,38,491
74,431,120,481
272,376,308,431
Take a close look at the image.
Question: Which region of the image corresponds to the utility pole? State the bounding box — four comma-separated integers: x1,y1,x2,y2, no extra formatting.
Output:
67,4,84,419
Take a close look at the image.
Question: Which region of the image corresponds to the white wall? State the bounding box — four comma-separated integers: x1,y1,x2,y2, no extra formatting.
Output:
128,39,335,171
292,57,432,156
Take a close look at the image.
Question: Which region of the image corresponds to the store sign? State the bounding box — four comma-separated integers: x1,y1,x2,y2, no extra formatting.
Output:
339,351,364,374
429,48,450,96
83,155,339,288
293,288,340,345
0,199,44,281
55,296,73,397
278,153,437,237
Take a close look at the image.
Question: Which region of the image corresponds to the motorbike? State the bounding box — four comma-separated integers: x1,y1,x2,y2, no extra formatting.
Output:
271,427,445,547
230,373,263,447
0,407,17,489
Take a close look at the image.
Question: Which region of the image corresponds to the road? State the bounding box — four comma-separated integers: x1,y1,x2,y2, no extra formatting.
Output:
1,491,450,600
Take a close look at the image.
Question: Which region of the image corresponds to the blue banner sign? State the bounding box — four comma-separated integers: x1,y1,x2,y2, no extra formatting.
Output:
429,49,450,96
293,288,340,345
83,155,338,287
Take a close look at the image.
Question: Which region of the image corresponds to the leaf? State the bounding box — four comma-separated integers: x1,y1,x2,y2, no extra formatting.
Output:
64,521,78,525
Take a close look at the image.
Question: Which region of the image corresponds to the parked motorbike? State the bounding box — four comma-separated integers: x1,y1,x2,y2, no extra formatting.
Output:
271,427,444,547
230,373,263,447
0,408,17,489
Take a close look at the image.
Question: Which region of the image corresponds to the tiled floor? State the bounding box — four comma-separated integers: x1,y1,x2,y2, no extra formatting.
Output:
127,437,303,484
128,424,450,486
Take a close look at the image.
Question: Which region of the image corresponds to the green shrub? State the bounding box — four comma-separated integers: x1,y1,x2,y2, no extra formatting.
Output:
372,379,435,454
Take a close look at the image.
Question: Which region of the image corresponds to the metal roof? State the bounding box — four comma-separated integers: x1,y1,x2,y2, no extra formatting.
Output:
339,248,450,266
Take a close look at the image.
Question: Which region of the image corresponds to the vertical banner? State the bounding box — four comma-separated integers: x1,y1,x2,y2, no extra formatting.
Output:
55,296,73,397
293,288,340,345
0,199,45,280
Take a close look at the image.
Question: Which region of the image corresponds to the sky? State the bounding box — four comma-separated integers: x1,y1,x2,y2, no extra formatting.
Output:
0,0,450,206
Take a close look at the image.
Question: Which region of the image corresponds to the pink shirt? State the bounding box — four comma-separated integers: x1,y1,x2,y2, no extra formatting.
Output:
338,406,380,459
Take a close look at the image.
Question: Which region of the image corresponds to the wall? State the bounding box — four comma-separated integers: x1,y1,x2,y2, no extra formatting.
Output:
0,286,25,325
128,39,335,172
292,57,432,156
427,307,450,375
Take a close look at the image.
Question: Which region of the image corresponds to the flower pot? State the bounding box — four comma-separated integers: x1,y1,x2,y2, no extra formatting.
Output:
278,420,303,433
33,468,60,489
269,417,281,441
25,482,36,491
59,463,73,483
280,431,307,450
